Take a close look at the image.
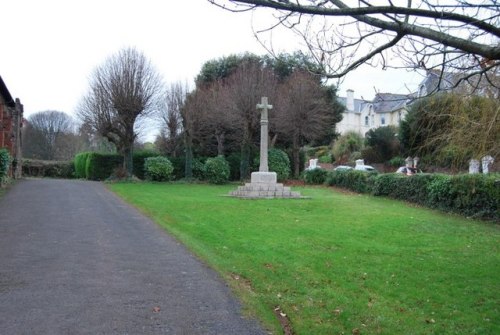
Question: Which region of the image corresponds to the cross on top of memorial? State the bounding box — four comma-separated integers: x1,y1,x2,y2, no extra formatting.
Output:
256,97,272,119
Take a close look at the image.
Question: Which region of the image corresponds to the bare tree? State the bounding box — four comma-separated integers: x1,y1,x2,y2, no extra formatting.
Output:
224,58,278,179
158,82,189,157
78,47,163,175
209,1,500,93
275,70,335,177
23,110,76,160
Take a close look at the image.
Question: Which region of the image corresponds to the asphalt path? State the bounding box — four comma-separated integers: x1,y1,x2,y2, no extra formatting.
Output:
0,179,266,335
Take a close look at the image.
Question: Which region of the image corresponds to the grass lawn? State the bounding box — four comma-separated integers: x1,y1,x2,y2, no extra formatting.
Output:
109,183,499,335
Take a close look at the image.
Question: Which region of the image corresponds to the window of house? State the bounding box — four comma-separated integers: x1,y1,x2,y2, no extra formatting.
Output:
381,115,386,125
364,116,369,126
371,114,375,126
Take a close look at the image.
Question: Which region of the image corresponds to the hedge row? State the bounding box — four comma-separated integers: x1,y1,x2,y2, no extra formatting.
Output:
325,170,499,221
22,159,75,178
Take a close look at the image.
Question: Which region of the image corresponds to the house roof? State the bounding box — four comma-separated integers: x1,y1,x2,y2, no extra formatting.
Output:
337,97,369,113
0,75,16,108
372,93,410,113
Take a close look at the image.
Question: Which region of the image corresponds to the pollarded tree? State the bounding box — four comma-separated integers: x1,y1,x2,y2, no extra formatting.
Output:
78,47,163,176
274,70,337,177
209,1,500,94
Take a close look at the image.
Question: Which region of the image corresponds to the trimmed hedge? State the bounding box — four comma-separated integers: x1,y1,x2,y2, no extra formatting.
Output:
327,170,499,221
74,152,91,178
326,170,377,194
133,150,161,179
144,156,174,181
304,168,328,185
22,159,75,178
85,153,122,180
204,156,230,184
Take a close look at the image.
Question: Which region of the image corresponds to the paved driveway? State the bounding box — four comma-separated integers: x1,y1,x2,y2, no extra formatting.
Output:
0,179,266,335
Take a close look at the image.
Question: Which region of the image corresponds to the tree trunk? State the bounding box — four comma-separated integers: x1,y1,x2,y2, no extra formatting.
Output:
292,134,300,178
216,132,225,156
239,123,252,180
123,145,133,177
184,131,193,179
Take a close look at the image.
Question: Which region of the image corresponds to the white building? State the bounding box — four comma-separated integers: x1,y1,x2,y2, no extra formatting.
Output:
337,89,410,137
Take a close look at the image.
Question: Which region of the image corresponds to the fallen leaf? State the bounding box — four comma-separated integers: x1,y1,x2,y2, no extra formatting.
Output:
352,328,360,335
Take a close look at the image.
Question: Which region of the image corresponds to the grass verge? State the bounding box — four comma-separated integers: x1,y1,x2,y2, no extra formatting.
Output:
109,183,499,335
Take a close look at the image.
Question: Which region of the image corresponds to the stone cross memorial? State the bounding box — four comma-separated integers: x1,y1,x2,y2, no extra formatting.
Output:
229,97,302,198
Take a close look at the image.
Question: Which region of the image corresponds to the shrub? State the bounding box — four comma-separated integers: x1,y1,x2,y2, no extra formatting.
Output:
204,156,230,184
192,158,206,180
168,156,185,180
326,170,376,193
85,153,122,180
268,148,291,181
427,173,499,219
74,152,91,178
318,154,333,164
371,173,435,206
226,152,241,181
0,149,11,182
133,150,161,179
254,148,291,181
388,156,405,167
144,156,174,181
304,168,328,185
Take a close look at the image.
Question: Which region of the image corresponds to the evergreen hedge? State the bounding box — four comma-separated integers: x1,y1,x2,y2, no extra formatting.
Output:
304,168,328,185
133,150,161,180
74,152,91,178
327,170,499,221
85,153,122,180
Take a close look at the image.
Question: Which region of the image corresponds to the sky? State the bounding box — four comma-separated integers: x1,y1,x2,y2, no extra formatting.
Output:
0,0,424,139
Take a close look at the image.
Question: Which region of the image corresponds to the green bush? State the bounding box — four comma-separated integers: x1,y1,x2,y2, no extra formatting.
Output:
204,156,230,184
371,173,435,206
341,171,500,221
388,156,405,167
427,173,499,220
85,153,122,180
304,168,328,185
144,156,174,181
254,148,291,181
326,170,377,193
133,150,161,179
318,154,332,164
226,152,241,181
74,152,92,178
0,149,11,182
22,159,75,178
192,158,206,180
168,156,185,180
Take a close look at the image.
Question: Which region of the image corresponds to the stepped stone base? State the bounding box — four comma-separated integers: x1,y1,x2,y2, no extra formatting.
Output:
230,172,302,199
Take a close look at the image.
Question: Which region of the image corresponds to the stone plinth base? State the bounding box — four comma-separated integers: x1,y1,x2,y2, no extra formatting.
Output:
230,172,302,199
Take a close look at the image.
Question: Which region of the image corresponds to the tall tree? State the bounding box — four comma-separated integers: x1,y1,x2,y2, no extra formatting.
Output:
78,47,163,175
209,1,500,93
23,110,76,160
158,82,189,157
274,70,335,177
225,58,278,179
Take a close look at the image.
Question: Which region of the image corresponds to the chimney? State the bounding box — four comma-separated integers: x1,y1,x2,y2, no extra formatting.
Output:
346,89,354,111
